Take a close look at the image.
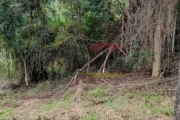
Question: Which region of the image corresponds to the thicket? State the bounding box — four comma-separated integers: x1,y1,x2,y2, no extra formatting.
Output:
0,0,179,85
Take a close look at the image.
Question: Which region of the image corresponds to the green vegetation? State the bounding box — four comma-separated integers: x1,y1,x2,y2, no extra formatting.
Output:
0,0,178,84
0,81,175,119
0,0,179,119
86,86,105,98
104,91,174,119
41,99,59,112
60,92,74,108
80,111,99,120
0,107,12,120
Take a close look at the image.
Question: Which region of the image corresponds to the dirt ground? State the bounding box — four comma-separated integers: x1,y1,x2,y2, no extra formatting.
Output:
0,72,178,120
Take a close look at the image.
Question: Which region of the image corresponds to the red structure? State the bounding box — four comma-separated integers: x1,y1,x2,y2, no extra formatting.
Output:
89,43,123,52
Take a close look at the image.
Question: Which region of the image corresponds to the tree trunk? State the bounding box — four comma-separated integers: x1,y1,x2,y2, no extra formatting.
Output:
19,58,25,85
22,56,30,86
174,59,180,120
152,24,162,77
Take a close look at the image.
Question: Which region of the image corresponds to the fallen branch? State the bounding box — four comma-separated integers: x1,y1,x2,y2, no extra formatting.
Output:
66,48,109,89
98,45,113,73
73,80,85,102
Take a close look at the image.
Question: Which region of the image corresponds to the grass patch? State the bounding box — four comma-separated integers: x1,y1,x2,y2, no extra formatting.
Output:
0,79,175,119
63,92,73,101
147,104,173,115
86,86,104,98
0,90,20,108
41,99,59,112
60,92,73,108
0,107,12,120
160,105,174,115
104,90,173,119
105,96,128,110
0,90,9,96
80,111,99,120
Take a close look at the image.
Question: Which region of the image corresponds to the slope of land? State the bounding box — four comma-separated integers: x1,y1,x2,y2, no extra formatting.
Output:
0,72,177,120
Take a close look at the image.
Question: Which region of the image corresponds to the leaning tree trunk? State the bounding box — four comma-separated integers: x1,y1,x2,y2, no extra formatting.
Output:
174,59,180,120
152,24,162,78
21,55,30,86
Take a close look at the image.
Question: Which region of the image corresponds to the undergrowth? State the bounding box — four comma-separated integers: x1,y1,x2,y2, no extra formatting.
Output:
0,80,175,120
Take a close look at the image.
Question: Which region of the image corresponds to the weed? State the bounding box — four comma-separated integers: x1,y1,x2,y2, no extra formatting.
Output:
105,95,128,111
148,105,160,114
80,111,99,120
63,92,73,101
129,113,137,120
125,92,135,99
60,92,73,108
0,90,7,95
0,107,12,120
41,99,59,112
160,105,173,115
103,96,113,103
86,87,104,98
0,90,12,96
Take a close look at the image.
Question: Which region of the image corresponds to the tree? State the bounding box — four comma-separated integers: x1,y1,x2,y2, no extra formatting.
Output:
174,59,180,119
152,23,162,77
0,0,69,85
118,0,177,75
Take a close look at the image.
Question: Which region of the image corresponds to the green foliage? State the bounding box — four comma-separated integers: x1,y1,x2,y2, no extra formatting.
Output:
147,104,173,115
81,0,113,39
0,0,145,82
127,39,152,71
160,106,174,115
0,0,129,82
82,11,104,39
176,0,180,22
0,50,17,80
0,0,77,81
0,107,12,120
